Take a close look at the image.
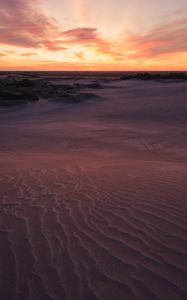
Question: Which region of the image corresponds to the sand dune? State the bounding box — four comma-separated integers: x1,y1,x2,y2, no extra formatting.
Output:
0,75,187,299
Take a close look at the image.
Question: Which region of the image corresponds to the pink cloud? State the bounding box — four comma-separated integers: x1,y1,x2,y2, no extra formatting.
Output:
1,1,187,69
0,1,116,57
62,28,98,42
0,0,62,50
61,27,123,59
42,40,66,51
127,17,187,59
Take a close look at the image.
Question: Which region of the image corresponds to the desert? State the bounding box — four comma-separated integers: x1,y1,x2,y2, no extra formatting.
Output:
0,72,187,300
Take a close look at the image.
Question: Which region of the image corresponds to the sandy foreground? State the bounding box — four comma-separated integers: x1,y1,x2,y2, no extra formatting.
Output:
0,76,187,300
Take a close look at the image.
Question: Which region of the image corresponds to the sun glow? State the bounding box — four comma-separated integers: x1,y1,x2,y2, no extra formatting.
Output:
0,0,187,70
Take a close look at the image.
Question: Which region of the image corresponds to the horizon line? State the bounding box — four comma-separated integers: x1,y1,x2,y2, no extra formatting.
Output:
0,70,187,73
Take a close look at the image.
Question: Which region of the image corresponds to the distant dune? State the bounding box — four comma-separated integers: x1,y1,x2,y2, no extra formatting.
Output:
0,73,187,300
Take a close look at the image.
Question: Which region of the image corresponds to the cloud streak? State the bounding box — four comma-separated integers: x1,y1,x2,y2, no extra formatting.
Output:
0,1,187,70
0,1,116,56
0,0,61,50
127,16,187,60
61,27,124,59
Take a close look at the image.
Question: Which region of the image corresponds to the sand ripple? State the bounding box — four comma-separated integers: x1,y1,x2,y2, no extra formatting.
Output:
0,166,187,300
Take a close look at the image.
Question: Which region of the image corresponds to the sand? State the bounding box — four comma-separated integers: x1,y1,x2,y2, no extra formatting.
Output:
0,75,187,300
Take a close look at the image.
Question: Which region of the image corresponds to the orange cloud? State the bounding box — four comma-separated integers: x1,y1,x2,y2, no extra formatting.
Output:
0,1,115,57
0,1,187,70
75,52,85,59
61,27,123,60
20,52,37,57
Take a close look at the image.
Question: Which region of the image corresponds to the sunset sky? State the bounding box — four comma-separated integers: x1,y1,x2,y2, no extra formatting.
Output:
0,0,187,70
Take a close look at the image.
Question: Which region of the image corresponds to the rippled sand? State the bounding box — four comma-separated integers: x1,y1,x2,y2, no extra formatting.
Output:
0,77,187,300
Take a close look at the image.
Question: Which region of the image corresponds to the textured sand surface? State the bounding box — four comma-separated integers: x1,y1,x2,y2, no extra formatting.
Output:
0,78,187,300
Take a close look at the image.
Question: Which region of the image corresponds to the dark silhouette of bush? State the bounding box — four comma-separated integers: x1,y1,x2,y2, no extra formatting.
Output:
0,91,39,106
120,72,187,81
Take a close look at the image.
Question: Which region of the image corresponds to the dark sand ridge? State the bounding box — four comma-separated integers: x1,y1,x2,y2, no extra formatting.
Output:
0,75,187,300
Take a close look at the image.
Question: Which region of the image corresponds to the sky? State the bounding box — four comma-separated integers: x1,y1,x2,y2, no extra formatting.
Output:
0,0,187,70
